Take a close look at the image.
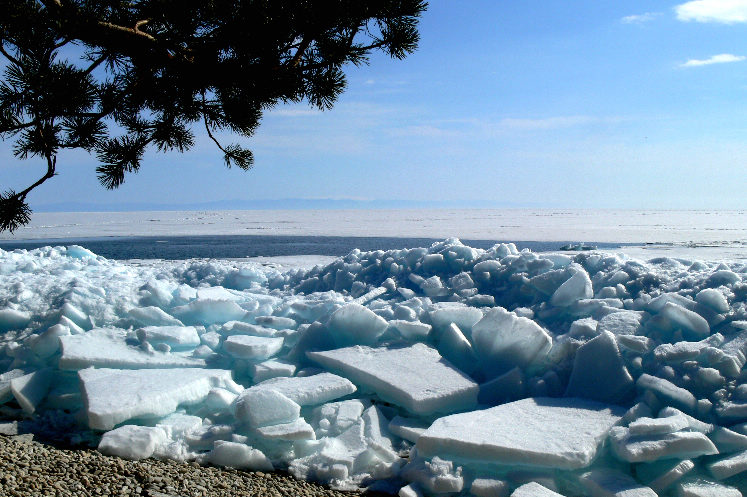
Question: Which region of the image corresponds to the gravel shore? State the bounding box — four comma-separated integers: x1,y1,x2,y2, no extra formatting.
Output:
0,434,385,497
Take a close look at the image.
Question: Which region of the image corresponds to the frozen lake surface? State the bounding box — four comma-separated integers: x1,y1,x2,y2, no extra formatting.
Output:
1,208,745,261
3,208,745,243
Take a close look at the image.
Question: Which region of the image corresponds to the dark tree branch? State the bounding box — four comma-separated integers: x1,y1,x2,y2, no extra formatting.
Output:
17,150,57,200
134,20,150,32
83,52,108,75
96,21,158,43
0,121,38,134
53,38,70,49
357,40,387,53
0,44,20,66
41,0,162,52
297,30,385,73
202,97,229,155
201,93,252,170
287,35,312,68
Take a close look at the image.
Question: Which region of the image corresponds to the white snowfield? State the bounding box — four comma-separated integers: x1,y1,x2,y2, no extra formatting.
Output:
3,209,746,247
0,238,746,496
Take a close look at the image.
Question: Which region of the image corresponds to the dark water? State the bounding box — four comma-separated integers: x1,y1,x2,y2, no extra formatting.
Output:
0,235,630,260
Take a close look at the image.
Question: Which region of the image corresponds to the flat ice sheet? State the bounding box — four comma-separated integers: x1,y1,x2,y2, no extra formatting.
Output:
60,330,206,369
80,368,238,430
417,397,626,469
308,343,478,415
252,372,356,406
4,209,745,247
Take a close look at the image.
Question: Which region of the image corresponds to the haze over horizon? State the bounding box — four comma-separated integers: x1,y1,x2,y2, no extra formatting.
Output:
3,0,747,211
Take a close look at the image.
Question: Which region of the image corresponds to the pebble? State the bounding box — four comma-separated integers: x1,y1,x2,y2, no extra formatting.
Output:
0,435,387,497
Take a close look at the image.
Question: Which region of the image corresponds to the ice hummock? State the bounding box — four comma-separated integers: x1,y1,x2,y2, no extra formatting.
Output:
1,239,746,495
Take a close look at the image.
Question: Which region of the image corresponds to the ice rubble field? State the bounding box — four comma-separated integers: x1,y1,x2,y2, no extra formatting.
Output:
1,240,747,497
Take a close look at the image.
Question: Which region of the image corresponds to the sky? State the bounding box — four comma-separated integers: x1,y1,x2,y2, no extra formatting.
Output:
2,0,747,211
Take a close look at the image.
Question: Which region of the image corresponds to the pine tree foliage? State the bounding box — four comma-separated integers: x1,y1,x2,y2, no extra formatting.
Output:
0,0,427,231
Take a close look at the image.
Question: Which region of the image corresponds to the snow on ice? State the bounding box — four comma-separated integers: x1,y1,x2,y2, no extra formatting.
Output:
0,239,747,496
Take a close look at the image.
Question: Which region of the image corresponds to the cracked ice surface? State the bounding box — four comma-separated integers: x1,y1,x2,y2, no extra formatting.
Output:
1,239,747,496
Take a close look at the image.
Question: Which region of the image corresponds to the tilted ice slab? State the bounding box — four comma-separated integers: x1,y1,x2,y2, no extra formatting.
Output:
308,343,478,415
235,388,300,428
416,397,626,469
609,426,718,463
10,369,53,414
327,303,389,346
135,326,200,350
471,307,552,377
251,372,357,406
677,479,742,497
223,335,284,360
80,368,241,430
59,329,205,370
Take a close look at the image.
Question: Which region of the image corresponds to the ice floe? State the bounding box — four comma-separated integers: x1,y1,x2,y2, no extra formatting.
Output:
417,397,626,469
1,239,747,495
308,343,478,415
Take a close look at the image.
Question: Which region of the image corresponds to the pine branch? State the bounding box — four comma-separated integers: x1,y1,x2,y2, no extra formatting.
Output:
53,38,71,50
0,120,38,135
2,148,57,232
202,95,253,170
287,36,313,68
83,52,108,75
40,0,180,62
0,190,32,233
96,21,157,43
0,44,20,67
17,151,57,200
95,135,151,189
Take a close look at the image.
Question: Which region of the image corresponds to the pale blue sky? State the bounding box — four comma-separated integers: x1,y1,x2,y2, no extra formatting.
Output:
3,0,747,210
